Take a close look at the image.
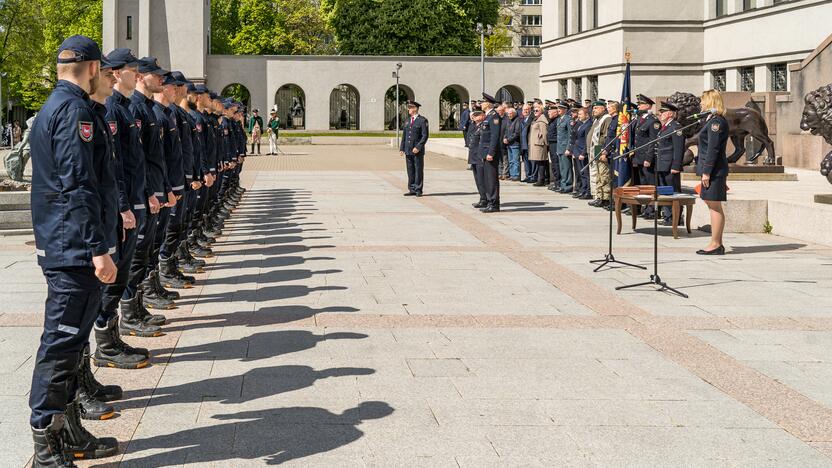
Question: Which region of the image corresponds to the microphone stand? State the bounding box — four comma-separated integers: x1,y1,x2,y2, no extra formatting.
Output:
615,115,709,298
583,115,645,272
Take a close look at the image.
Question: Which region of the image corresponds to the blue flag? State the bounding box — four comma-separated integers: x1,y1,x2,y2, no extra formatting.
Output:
615,62,632,187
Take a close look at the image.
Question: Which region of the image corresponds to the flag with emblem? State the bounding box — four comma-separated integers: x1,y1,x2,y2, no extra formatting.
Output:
615,58,632,187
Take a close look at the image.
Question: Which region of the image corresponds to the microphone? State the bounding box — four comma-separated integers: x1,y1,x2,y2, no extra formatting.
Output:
687,108,717,120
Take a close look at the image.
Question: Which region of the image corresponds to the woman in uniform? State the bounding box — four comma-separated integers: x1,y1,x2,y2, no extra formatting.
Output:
696,90,730,255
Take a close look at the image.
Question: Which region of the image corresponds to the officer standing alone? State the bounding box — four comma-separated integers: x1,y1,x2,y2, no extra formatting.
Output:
400,101,429,197
29,35,120,467
479,93,503,213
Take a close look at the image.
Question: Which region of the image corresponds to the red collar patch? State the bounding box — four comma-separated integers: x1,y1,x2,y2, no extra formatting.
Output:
108,121,118,135
135,119,142,129
79,121,93,142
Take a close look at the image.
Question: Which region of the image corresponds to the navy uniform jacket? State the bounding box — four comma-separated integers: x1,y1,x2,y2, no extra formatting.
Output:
91,101,120,259
656,119,685,173
188,109,207,180
569,118,592,158
696,115,730,177
30,81,117,268
400,114,428,155
467,121,482,165
520,114,533,151
632,112,660,166
173,105,196,184
202,111,218,174
105,90,146,214
547,115,558,144
129,92,168,200
153,102,184,196
219,117,234,163
479,110,503,161
459,108,470,133
234,120,247,158
555,114,572,154
605,114,620,154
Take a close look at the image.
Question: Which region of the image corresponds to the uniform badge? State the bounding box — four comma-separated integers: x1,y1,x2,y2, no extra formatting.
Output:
108,121,118,135
676,130,683,136
711,122,721,132
78,121,93,142
135,119,142,130
653,122,661,130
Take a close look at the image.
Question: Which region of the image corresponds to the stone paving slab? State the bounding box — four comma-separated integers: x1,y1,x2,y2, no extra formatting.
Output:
1,148,832,466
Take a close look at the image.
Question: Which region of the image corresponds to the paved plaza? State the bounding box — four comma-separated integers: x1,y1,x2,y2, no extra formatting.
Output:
2,144,832,466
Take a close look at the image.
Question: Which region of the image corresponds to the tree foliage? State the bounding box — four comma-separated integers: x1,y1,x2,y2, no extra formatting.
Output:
0,0,102,110
211,0,335,55
329,0,499,55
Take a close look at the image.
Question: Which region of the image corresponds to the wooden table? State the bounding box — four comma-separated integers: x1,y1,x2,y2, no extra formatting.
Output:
614,194,696,239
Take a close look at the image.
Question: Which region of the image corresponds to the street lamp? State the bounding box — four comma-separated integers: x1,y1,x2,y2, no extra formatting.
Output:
476,23,493,95
392,63,402,149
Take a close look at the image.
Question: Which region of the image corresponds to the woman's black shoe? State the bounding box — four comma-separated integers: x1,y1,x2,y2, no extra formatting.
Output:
696,245,725,255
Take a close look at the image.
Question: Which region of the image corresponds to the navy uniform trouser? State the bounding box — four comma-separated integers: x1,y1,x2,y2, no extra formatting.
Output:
99,207,144,321
547,144,559,185
161,189,190,259
125,210,159,299
471,162,486,203
576,156,590,195
641,165,657,215
658,170,683,220
30,267,99,428
405,154,424,194
483,157,500,206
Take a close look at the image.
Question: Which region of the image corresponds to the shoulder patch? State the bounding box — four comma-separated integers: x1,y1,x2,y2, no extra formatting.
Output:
711,122,721,132
676,130,683,136
653,122,661,130
78,121,93,142
108,121,118,135
135,119,142,129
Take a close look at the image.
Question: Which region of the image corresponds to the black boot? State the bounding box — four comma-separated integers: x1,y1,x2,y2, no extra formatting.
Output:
159,256,193,290
76,389,115,421
118,296,163,338
176,244,204,274
181,241,206,267
140,272,176,308
79,344,123,401
32,414,77,468
62,396,118,460
136,289,167,326
96,316,151,366
152,268,181,300
189,240,214,259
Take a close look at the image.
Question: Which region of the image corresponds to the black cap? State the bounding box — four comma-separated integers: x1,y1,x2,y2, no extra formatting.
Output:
482,93,497,104
107,48,139,68
208,91,219,100
99,56,123,71
556,100,569,109
57,35,102,64
637,94,655,106
659,101,679,112
407,100,421,108
161,73,180,86
137,56,168,75
169,71,189,86
187,83,206,94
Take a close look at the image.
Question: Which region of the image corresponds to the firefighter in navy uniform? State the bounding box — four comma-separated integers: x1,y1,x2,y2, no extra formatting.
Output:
656,101,686,226
479,93,503,213
399,100,429,196
466,110,486,207
28,35,119,467
631,94,660,218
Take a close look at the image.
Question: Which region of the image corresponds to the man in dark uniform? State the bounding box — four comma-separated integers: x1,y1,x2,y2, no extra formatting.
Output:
399,101,429,196
478,93,502,213
631,94,660,218
545,101,559,189
183,83,214,271
656,101,686,226
459,102,470,133
28,35,119,466
466,110,486,207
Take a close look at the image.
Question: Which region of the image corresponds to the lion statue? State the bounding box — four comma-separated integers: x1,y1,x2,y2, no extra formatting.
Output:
800,84,832,184
667,92,776,166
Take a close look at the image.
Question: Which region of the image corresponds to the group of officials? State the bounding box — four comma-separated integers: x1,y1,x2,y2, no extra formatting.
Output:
28,35,248,467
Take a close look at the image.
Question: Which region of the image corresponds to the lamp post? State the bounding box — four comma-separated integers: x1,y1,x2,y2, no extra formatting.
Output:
392,63,402,149
476,23,492,95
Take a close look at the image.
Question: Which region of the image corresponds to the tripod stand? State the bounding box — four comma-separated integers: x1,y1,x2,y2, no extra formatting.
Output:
583,116,645,272
615,115,708,298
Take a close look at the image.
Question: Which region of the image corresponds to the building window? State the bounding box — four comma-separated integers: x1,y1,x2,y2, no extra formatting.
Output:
521,15,541,26
589,76,598,100
592,0,599,28
740,67,755,92
577,0,583,32
559,80,568,99
521,35,541,47
126,16,133,40
573,78,582,101
742,0,755,10
712,70,726,91
520,0,541,4
770,63,787,91
715,0,727,17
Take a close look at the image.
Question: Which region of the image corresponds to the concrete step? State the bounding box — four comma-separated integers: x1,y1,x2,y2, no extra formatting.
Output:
0,209,32,229
0,191,30,211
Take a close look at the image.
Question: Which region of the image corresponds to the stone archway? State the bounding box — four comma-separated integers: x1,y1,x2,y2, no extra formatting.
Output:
496,85,524,104
384,84,414,131
220,83,252,111
329,84,360,130
275,84,306,130
440,84,469,131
